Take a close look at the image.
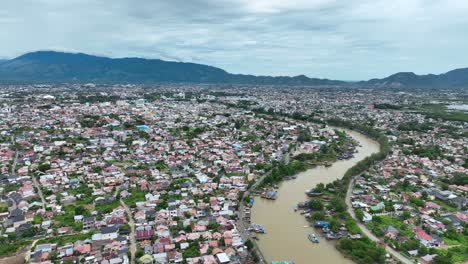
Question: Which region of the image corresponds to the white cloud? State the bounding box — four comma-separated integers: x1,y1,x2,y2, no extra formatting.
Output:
1,0,468,80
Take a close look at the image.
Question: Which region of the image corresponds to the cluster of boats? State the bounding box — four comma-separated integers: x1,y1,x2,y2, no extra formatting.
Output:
261,190,278,200
284,175,297,180
248,223,266,233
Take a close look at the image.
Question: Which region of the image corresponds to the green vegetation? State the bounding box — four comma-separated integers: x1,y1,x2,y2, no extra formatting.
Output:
413,104,468,122
79,115,103,128
308,199,324,211
262,161,307,185
447,173,468,185
95,199,120,214
53,205,90,231
374,103,403,110
182,241,200,258
38,163,51,172
411,145,444,160
123,189,147,206
337,237,386,264
367,215,413,238
0,239,30,257
322,118,390,263
295,144,337,163
397,121,434,132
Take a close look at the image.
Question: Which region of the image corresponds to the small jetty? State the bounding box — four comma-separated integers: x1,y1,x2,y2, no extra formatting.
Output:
248,223,266,233
261,190,278,200
308,233,319,243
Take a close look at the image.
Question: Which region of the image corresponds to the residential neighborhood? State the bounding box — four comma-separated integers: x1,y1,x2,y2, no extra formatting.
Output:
0,84,466,264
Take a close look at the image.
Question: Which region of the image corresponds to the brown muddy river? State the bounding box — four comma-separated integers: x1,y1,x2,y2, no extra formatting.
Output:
251,129,380,264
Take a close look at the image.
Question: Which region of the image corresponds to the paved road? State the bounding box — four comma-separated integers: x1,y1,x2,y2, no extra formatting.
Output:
31,176,47,211
24,239,40,263
346,179,414,264
120,199,136,264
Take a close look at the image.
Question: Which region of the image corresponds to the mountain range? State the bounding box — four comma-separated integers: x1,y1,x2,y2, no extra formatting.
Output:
0,51,467,88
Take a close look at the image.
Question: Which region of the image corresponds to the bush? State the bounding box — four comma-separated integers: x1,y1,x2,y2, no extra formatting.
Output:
308,199,324,211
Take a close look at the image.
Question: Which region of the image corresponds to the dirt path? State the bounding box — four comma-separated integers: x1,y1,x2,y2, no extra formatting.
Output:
120,199,136,264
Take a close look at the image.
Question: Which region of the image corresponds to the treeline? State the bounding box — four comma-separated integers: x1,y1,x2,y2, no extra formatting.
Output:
262,161,307,185
397,121,434,132
374,103,402,110
337,237,386,264
323,118,390,263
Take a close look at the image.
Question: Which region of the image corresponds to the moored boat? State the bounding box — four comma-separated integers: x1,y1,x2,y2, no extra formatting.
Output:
308,233,319,243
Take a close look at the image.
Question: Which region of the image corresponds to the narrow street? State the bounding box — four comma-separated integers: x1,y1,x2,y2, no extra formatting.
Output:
31,176,47,211
120,199,136,264
346,179,414,264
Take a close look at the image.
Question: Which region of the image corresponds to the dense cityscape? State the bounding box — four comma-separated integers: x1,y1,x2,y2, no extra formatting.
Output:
0,84,466,264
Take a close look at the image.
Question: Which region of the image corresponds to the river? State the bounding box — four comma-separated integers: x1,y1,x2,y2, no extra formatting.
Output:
250,129,380,264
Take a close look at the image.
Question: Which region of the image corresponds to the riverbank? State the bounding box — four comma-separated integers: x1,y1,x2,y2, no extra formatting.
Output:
250,129,381,264
237,127,357,263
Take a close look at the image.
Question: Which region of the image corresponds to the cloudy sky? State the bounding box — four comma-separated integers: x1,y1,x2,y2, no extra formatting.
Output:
2,0,468,80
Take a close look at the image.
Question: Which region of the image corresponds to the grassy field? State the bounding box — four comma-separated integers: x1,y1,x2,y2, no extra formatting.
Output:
412,104,468,122
0,240,31,258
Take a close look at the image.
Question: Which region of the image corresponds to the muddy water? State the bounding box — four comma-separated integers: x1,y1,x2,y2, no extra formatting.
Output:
251,129,380,264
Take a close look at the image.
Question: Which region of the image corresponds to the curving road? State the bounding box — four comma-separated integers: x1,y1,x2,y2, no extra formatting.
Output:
346,179,414,264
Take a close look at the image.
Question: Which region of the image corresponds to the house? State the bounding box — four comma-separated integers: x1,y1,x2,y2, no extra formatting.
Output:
370,202,385,212
420,254,437,264
139,254,153,264
362,211,373,222
383,226,398,240
414,228,443,248
450,196,468,209
153,252,168,263
136,226,154,241
425,202,440,211
93,226,119,241
216,252,230,263
83,216,96,229
414,228,433,247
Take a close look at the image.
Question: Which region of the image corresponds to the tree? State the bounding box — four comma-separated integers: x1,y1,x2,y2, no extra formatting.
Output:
418,246,428,256
433,255,453,264
355,209,364,222
311,211,325,221
402,211,411,220
315,183,325,193
409,197,425,207
308,199,324,211
38,163,51,172
329,218,340,231
135,249,144,258
332,198,347,213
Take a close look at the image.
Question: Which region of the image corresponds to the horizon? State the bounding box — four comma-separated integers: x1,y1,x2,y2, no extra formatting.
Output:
2,1,468,80
1,50,465,82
